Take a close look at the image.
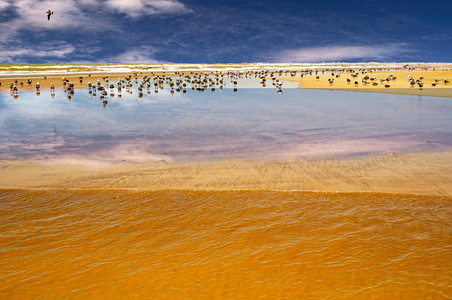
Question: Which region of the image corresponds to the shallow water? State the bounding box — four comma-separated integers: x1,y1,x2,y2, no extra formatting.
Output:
1,189,451,299
1,79,452,298
1,83,452,163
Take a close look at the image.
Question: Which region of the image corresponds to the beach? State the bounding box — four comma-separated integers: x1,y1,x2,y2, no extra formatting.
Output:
1,151,452,195
1,62,451,194
2,62,451,96
1,63,452,299
281,70,452,98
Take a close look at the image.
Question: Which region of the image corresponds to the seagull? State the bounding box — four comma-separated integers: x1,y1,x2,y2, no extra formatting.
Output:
47,10,53,21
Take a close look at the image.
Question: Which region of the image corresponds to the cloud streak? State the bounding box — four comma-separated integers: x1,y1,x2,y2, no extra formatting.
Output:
0,42,75,63
105,0,190,18
104,46,166,63
0,0,188,63
273,44,412,63
0,0,99,42
0,0,8,10
0,0,189,40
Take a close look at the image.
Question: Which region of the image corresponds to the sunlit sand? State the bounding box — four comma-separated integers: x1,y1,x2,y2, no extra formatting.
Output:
281,70,452,98
1,150,452,195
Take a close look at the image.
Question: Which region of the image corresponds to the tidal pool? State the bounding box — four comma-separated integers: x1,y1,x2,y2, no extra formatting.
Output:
1,83,452,163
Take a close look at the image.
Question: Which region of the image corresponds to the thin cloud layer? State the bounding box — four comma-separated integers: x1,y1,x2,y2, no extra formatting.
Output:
274,44,411,63
0,0,189,38
0,42,75,63
105,46,165,63
105,0,189,18
0,0,8,10
0,0,189,63
0,0,97,41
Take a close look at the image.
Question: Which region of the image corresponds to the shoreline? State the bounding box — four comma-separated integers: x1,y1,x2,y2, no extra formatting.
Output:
1,63,452,97
295,87,452,98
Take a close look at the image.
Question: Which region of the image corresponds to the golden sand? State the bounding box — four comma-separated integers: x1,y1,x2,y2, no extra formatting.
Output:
280,71,452,97
1,150,452,195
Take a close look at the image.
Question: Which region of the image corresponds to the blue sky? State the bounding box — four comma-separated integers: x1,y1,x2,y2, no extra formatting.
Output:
0,0,451,64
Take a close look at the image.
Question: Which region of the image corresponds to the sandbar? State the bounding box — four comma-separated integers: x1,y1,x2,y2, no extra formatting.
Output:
1,150,452,196
280,70,452,98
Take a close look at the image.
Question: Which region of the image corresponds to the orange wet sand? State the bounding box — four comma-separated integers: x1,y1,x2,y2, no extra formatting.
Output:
1,189,451,299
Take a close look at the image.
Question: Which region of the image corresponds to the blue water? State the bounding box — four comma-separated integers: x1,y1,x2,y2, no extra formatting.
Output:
1,84,452,161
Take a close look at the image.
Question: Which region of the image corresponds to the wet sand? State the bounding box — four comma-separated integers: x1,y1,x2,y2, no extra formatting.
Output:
1,189,451,299
1,150,452,195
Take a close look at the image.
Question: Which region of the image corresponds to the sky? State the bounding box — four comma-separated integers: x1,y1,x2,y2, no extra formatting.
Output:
0,0,451,64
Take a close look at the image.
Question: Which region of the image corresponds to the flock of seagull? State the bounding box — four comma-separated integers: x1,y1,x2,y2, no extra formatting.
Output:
4,70,286,105
84,70,289,107
324,70,450,89
4,68,450,105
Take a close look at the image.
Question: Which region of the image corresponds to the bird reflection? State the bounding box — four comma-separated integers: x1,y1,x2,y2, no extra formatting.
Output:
10,69,291,107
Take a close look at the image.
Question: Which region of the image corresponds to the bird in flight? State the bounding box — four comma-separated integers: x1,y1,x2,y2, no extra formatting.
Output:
47,10,53,21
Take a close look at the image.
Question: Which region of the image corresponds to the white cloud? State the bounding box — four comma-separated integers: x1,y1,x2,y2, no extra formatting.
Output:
76,0,100,5
274,44,411,63
0,42,75,63
0,0,188,63
0,0,98,42
104,0,189,18
0,0,9,10
0,0,189,42
104,46,167,63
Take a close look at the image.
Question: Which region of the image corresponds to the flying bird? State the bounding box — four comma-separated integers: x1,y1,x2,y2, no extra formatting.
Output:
47,10,53,21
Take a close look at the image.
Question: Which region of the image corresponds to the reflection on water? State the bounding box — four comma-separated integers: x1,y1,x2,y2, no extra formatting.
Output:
1,78,452,299
1,82,452,162
0,189,451,299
